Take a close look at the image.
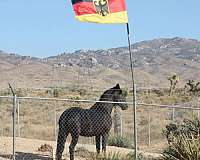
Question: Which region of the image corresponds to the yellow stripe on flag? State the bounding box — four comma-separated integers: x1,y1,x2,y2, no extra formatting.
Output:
75,11,128,24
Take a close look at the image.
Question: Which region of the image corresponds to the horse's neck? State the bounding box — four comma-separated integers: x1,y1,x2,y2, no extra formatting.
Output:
90,91,114,114
90,102,114,115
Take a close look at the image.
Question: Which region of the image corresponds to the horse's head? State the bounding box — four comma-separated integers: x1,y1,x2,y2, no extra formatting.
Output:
112,84,128,110
99,84,128,111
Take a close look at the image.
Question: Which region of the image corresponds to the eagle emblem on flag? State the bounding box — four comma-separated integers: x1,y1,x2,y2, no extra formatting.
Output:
93,0,110,16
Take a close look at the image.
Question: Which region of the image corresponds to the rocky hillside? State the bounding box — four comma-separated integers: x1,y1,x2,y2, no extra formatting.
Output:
0,37,200,89
45,37,200,68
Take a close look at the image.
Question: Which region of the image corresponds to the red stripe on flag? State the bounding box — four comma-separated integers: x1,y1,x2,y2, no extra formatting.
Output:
108,0,127,13
73,2,96,16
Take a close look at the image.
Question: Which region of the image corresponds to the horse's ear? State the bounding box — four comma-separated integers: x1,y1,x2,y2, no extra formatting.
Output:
115,84,120,89
115,84,122,94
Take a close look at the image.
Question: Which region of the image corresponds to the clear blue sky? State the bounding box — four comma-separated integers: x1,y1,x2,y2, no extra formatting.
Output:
0,0,199,58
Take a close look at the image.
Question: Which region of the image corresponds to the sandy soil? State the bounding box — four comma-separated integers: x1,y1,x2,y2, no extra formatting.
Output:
0,137,162,160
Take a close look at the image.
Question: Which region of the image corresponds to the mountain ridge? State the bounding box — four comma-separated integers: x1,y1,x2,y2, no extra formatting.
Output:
0,37,200,89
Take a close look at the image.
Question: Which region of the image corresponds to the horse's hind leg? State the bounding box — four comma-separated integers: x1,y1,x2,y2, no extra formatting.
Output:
69,128,79,160
102,133,108,155
56,126,69,160
95,135,101,154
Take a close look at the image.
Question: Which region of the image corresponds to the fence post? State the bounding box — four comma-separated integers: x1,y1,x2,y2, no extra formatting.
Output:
172,105,175,121
54,104,57,141
9,83,16,160
133,84,138,160
8,83,17,160
0,100,3,136
148,109,151,147
197,98,199,117
13,95,17,160
1,127,3,137
120,110,123,137
17,98,20,137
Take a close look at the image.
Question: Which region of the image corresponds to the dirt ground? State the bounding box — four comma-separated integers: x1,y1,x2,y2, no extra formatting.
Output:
0,137,163,160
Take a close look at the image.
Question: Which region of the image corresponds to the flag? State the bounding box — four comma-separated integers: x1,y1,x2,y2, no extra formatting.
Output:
71,0,128,24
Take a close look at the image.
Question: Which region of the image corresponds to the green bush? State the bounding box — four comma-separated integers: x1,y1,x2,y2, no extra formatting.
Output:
163,118,200,160
107,135,132,149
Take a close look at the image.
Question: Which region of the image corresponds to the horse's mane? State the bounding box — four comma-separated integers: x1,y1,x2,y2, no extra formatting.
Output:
99,88,115,101
90,87,116,110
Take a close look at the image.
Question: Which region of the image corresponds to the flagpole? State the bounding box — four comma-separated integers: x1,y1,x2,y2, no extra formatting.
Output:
126,23,137,160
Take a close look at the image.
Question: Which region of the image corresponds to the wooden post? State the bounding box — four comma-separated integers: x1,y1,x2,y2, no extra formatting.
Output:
114,107,122,136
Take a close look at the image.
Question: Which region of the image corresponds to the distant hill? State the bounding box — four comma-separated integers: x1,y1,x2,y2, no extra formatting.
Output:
0,37,200,89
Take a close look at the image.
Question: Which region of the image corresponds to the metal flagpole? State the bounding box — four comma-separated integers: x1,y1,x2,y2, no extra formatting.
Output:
126,23,138,159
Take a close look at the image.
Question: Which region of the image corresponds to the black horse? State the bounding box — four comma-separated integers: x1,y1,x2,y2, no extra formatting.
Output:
56,84,128,160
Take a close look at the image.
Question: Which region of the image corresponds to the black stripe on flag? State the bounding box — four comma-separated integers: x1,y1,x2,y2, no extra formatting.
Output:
72,0,93,5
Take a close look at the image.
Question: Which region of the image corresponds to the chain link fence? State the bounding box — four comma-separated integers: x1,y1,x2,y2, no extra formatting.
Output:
0,94,199,160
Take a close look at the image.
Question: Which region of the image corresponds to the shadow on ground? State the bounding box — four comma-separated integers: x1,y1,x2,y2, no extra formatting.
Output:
0,152,52,160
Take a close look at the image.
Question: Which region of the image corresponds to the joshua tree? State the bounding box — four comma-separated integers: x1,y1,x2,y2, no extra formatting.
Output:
168,74,180,96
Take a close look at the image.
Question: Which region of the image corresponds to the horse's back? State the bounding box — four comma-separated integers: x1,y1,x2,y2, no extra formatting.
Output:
59,107,82,125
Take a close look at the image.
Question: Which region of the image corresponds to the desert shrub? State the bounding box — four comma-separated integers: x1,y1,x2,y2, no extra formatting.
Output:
0,89,10,96
152,89,165,97
45,89,53,95
107,135,132,149
185,80,200,96
78,88,87,96
70,96,80,100
53,88,60,97
163,117,200,160
163,118,200,144
122,88,128,97
88,152,140,160
163,135,200,160
16,88,26,97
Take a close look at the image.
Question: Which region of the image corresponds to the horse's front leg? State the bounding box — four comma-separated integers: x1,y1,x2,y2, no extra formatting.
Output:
95,135,101,154
69,128,79,160
102,133,108,155
56,125,69,160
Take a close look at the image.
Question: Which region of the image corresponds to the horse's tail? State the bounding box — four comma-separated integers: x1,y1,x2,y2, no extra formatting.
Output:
56,114,69,160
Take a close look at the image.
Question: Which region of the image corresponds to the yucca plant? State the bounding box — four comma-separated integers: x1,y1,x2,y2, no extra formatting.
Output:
107,135,132,149
163,134,200,160
163,118,200,144
183,118,200,136
163,118,200,160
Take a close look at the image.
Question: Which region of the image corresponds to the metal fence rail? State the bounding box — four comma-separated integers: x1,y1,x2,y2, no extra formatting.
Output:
1,96,199,110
